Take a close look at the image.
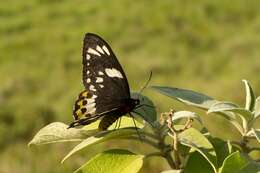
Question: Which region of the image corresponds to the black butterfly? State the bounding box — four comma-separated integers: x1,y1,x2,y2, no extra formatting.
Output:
68,33,140,130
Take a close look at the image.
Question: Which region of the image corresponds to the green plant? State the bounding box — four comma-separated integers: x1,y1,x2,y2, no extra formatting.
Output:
28,80,260,173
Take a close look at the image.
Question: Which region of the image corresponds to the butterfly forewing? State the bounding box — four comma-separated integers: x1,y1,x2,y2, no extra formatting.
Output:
82,33,131,115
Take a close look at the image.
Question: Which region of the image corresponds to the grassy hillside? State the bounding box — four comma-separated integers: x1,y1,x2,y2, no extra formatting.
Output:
0,0,260,172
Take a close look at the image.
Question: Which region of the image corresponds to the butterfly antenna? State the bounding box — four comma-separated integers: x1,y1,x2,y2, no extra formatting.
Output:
129,113,143,140
139,71,153,95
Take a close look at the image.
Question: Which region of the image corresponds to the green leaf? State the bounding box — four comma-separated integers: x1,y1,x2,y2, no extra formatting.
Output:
62,127,141,163
74,149,144,173
208,102,253,122
207,102,252,134
178,127,217,173
150,86,219,110
184,151,215,173
207,137,235,168
131,92,157,124
242,80,255,112
239,162,260,173
219,151,260,173
254,96,260,119
161,170,182,173
82,116,144,131
28,122,95,146
172,111,203,125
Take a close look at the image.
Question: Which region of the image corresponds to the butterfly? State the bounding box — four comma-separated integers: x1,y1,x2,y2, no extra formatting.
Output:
68,33,141,130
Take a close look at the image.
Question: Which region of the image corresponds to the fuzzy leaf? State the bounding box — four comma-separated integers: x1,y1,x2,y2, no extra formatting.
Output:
150,86,219,110
243,80,255,111
254,96,260,119
28,122,95,146
172,111,203,125
208,102,253,122
131,92,157,124
74,149,144,173
62,127,141,163
178,127,217,173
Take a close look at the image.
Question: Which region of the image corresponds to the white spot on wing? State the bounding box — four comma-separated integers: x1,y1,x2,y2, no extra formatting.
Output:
105,68,123,78
87,78,91,83
102,45,110,55
86,54,91,60
96,77,103,83
89,85,96,91
87,70,90,74
85,102,96,109
85,95,97,115
87,63,90,66
87,48,101,56
98,71,104,75
86,98,95,104
96,45,104,54
99,84,104,88
88,108,96,114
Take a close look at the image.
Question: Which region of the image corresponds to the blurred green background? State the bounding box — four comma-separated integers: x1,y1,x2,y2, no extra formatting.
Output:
1,0,260,172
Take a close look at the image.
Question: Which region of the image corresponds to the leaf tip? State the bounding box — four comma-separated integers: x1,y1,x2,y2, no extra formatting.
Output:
61,154,70,164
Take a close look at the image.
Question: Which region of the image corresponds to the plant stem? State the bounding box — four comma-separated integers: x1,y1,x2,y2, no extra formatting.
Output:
156,124,177,169
164,150,176,169
172,132,181,169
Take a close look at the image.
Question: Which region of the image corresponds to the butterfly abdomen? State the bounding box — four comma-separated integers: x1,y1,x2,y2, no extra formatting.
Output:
98,114,122,131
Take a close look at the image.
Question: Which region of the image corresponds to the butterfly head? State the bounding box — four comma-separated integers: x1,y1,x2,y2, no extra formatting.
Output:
128,98,140,110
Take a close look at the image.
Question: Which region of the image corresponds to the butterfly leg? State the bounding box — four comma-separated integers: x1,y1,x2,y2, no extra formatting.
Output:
135,104,155,109
129,112,144,140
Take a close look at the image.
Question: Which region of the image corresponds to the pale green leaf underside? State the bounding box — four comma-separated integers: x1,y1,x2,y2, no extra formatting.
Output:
151,86,219,110
62,127,141,163
254,96,260,119
172,111,203,125
208,102,253,121
242,80,255,112
29,116,143,147
74,149,144,173
28,122,95,146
